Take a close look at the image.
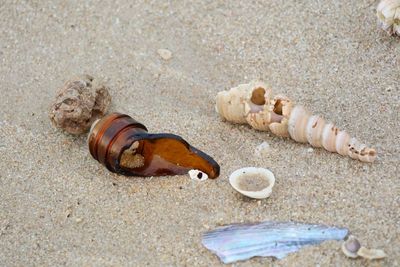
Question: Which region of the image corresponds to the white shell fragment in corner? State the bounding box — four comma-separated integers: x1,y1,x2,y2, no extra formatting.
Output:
188,169,208,181
376,0,400,36
229,167,275,199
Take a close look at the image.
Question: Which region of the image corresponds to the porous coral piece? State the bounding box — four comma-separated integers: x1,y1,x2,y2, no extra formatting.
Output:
49,75,111,134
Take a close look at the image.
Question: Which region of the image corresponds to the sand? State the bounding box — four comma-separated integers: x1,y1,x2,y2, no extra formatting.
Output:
0,0,399,266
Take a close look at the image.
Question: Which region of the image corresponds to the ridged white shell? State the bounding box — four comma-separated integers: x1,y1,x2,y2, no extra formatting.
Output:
229,167,275,199
215,81,377,163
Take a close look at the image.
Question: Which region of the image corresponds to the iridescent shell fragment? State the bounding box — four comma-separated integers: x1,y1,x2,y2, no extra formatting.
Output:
202,221,348,263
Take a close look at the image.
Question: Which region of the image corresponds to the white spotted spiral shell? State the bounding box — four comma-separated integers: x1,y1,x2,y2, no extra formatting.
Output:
215,82,376,163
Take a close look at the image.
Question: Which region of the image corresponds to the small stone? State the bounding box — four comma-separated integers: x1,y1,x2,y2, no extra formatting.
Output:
157,49,172,60
357,247,387,260
307,148,314,153
255,141,270,158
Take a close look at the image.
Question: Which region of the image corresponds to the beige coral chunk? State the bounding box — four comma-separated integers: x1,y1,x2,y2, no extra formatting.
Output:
49,75,111,134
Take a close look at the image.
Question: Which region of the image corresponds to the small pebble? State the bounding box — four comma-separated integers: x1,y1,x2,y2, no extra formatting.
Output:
157,49,172,60
255,141,270,158
307,148,314,153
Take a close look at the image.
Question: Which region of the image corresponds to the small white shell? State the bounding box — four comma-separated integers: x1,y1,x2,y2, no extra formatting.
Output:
188,169,208,181
341,235,387,260
341,235,361,258
229,167,275,199
377,0,400,36
357,247,387,260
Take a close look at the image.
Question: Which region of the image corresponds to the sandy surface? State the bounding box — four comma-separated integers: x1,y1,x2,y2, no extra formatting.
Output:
0,0,399,266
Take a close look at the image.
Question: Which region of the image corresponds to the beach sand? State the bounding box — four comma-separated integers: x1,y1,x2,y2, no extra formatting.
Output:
0,0,399,266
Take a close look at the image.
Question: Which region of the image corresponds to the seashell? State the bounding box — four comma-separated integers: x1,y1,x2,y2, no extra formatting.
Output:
215,81,377,163
88,113,220,178
341,235,387,260
377,0,400,36
357,247,387,260
202,221,349,263
342,235,361,258
229,167,275,199
188,169,208,181
216,81,270,124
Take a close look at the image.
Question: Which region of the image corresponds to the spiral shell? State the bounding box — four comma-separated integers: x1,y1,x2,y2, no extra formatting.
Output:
215,82,377,163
